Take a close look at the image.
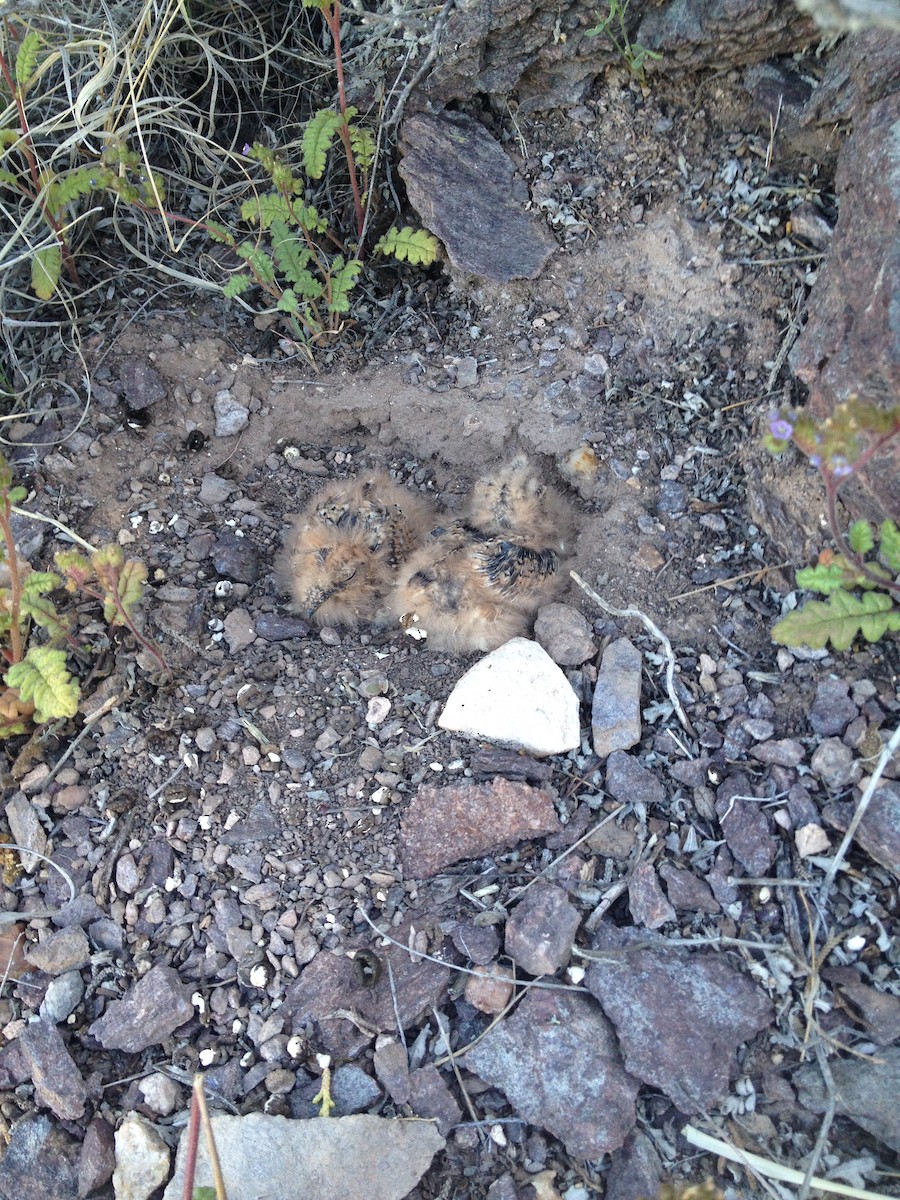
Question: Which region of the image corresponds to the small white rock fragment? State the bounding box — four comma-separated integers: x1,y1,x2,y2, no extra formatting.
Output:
795,823,831,857
438,637,580,756
213,391,249,437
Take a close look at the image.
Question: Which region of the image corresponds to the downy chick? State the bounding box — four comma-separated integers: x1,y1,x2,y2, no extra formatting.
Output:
277,472,436,628
388,456,572,653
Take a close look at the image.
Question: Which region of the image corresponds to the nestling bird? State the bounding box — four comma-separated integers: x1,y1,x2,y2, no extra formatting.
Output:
277,472,436,627
387,455,573,653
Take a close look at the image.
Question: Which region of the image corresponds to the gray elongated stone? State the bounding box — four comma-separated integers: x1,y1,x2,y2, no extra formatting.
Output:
399,111,555,282
163,1113,445,1200
18,1019,88,1120
438,637,579,756
88,965,194,1051
592,638,642,757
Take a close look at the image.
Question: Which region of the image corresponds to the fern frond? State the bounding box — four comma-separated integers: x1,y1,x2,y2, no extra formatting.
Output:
327,257,361,313
303,109,344,180
236,243,276,284
223,274,253,298
45,165,105,215
348,125,375,171
375,225,440,265
270,218,313,284
15,31,43,90
242,192,293,229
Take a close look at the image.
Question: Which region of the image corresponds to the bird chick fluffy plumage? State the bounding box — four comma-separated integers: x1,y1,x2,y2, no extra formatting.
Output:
387,455,573,653
277,472,436,627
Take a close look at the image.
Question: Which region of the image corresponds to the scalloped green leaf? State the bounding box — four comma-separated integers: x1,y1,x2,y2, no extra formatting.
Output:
222,273,253,298
242,192,293,229
236,243,276,284
375,225,440,265
348,124,375,171
45,165,104,215
270,218,312,284
848,519,874,555
880,519,900,572
794,562,857,595
205,220,236,246
0,129,19,150
15,31,43,90
5,645,80,722
0,168,19,187
327,256,361,314
302,109,344,180
773,590,900,651
32,244,61,300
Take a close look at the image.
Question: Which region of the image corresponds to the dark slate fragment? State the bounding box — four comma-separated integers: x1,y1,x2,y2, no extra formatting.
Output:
78,1116,116,1198
219,800,282,845
213,531,260,584
606,1129,664,1200
469,749,553,783
398,111,555,282
18,1019,88,1120
628,863,675,930
87,965,194,1052
797,1046,900,1152
254,613,311,641
0,1113,79,1200
401,778,561,878
450,921,501,966
408,1065,462,1136
464,989,639,1159
585,923,773,1114
823,782,900,875
119,358,166,409
504,882,580,975
715,773,778,876
282,921,453,1059
605,751,666,808
331,1065,382,1115
808,677,859,737
658,862,720,915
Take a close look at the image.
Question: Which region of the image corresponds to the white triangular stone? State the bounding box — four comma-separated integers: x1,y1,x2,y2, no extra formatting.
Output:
438,637,580,756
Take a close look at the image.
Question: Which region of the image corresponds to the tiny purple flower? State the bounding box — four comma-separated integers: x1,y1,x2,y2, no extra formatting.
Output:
768,413,793,441
810,454,822,467
242,143,252,156
832,462,853,479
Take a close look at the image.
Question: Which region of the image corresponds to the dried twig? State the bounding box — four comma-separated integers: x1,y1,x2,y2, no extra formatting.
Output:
682,1123,891,1200
195,1073,228,1200
570,571,695,737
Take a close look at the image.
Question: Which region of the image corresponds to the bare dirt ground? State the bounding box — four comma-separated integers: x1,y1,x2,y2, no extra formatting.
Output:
1,64,898,1200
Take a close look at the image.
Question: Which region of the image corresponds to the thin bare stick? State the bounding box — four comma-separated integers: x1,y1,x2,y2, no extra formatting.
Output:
10,505,97,552
509,805,626,901
194,1073,228,1200
800,1042,837,1200
181,1079,202,1200
570,570,695,736
819,723,900,902
0,844,76,925
682,1124,891,1200
667,561,793,601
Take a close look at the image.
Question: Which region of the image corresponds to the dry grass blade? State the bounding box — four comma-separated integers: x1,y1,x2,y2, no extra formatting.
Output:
682,1124,893,1200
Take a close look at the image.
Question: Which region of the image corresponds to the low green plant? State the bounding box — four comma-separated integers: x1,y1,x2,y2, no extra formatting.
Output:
585,0,661,82
765,398,900,651
0,24,166,301
205,142,438,345
0,455,164,737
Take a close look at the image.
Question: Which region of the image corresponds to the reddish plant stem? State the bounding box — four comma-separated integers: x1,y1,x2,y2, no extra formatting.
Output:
323,2,365,244
0,493,24,663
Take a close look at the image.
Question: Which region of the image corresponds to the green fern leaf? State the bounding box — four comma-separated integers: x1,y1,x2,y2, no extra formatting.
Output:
15,31,43,90
0,129,19,150
327,257,361,313
348,125,375,171
45,165,104,216
32,245,61,300
773,590,900,651
54,550,92,589
5,645,80,722
302,109,344,180
794,562,857,595
277,289,300,314
375,225,441,265
302,0,330,8
270,218,313,284
879,519,900,572
242,192,294,229
0,169,18,187
848,519,875,555
223,274,253,298
204,221,233,246
237,243,276,284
